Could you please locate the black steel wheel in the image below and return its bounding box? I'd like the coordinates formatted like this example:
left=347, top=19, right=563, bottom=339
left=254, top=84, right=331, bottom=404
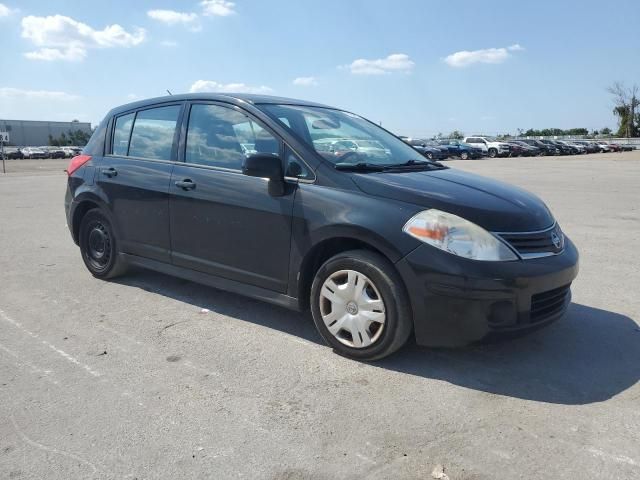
left=79, top=209, right=127, bottom=279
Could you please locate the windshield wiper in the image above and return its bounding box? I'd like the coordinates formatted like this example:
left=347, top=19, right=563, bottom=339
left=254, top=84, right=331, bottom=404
left=386, top=159, right=447, bottom=170
left=334, top=162, right=386, bottom=172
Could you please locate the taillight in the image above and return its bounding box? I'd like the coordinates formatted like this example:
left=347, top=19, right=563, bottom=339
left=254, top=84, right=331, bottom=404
left=66, top=155, right=92, bottom=176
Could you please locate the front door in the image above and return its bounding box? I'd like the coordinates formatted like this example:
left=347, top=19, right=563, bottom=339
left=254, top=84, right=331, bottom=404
left=169, top=103, right=295, bottom=293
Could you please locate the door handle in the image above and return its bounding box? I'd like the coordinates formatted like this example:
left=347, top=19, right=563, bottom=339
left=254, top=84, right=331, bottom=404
left=175, top=179, right=196, bottom=190
left=102, top=167, right=117, bottom=178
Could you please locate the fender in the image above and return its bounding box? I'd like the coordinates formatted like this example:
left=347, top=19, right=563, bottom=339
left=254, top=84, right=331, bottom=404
left=69, top=187, right=118, bottom=244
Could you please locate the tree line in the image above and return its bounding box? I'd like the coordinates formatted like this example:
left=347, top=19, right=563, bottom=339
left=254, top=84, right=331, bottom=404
left=48, top=129, right=92, bottom=147
left=433, top=127, right=612, bottom=140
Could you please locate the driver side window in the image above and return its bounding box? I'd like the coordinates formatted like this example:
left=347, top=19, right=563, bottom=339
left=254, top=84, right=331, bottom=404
left=185, top=104, right=281, bottom=170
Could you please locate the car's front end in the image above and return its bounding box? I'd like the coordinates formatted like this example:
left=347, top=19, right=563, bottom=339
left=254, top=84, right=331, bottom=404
left=498, top=144, right=511, bottom=157
left=350, top=166, right=580, bottom=348
left=396, top=223, right=578, bottom=346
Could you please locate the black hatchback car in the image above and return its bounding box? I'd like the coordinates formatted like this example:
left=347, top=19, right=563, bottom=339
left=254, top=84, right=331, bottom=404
left=65, top=94, right=579, bottom=360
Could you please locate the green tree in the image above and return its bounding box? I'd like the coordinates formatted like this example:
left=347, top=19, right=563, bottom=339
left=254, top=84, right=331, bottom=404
left=608, top=82, right=639, bottom=137
left=601, top=127, right=612, bottom=136
left=447, top=130, right=464, bottom=140
left=49, top=129, right=91, bottom=146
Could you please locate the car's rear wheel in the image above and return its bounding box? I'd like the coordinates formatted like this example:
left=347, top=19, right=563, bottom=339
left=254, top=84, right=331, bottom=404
left=460, top=151, right=469, bottom=160
left=488, top=148, right=497, bottom=158
left=310, top=250, right=412, bottom=361
left=426, top=152, right=434, bottom=160
left=79, top=209, right=127, bottom=279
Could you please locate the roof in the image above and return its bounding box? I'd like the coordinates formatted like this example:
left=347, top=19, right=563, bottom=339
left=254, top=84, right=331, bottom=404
left=109, top=93, right=333, bottom=116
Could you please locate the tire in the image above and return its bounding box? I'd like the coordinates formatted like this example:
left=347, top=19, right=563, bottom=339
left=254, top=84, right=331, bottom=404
left=79, top=208, right=127, bottom=279
left=460, top=151, right=469, bottom=160
left=310, top=250, right=413, bottom=361
left=488, top=148, right=497, bottom=158
left=426, top=152, right=434, bottom=160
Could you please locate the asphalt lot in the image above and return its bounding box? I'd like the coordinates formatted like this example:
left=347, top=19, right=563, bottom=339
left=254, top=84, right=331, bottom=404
left=0, top=153, right=639, bottom=480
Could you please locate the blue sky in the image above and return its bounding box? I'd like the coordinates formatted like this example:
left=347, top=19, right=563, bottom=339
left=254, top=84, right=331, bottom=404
left=1, top=0, right=639, bottom=137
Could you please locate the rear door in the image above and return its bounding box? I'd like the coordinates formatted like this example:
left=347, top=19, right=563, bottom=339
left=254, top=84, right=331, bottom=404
left=97, top=103, right=183, bottom=262
left=169, top=102, right=296, bottom=293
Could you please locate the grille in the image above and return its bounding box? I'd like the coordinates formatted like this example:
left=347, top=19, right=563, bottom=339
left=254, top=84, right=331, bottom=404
left=530, top=284, right=571, bottom=323
left=498, top=223, right=564, bottom=257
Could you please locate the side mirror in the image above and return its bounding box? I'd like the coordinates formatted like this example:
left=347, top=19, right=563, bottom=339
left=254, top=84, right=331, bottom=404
left=242, top=153, right=285, bottom=196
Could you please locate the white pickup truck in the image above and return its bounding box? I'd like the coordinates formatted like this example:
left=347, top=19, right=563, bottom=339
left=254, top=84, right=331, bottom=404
left=463, top=136, right=512, bottom=158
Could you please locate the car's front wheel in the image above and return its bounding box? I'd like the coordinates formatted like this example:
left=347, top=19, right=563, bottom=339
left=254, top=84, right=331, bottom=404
left=460, top=151, right=469, bottom=160
left=310, top=250, right=413, bottom=361
left=79, top=209, right=127, bottom=279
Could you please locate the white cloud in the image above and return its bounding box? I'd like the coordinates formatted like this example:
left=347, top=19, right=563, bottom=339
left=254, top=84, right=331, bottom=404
left=347, top=53, right=415, bottom=75
left=201, top=0, right=236, bottom=16
left=0, top=3, right=17, bottom=17
left=147, top=9, right=198, bottom=25
left=444, top=44, right=524, bottom=68
left=189, top=80, right=272, bottom=94
left=148, top=10, right=201, bottom=32
left=293, top=76, right=318, bottom=87
left=0, top=87, right=78, bottom=101
left=21, top=15, right=146, bottom=62
left=25, top=46, right=86, bottom=62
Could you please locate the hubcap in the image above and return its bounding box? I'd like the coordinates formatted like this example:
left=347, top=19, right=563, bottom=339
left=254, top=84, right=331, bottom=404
left=319, top=270, right=386, bottom=349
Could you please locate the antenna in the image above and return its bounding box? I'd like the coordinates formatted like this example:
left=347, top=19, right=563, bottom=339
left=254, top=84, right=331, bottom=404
left=166, top=89, right=173, bottom=95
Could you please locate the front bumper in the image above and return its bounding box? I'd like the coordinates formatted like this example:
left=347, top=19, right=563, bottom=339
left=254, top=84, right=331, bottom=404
left=395, top=237, right=579, bottom=347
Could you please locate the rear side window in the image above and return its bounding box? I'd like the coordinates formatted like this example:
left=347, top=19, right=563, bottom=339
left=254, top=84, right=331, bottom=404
left=185, top=104, right=280, bottom=170
left=128, top=106, right=181, bottom=161
left=112, top=113, right=134, bottom=156
left=83, top=117, right=108, bottom=156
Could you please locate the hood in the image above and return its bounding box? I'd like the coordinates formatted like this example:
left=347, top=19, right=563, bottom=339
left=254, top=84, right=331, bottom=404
left=352, top=168, right=554, bottom=232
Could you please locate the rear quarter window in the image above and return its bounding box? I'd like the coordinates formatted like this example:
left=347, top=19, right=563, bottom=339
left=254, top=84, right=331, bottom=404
left=112, top=113, right=135, bottom=156
left=83, top=117, right=108, bottom=156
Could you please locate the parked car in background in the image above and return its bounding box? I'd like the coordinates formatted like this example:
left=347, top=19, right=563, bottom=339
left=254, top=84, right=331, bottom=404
left=540, top=140, right=574, bottom=156
left=42, top=146, right=66, bottom=159
left=572, top=141, right=599, bottom=154
left=510, top=141, right=541, bottom=157
left=315, top=138, right=391, bottom=160
left=606, top=142, right=622, bottom=152
left=399, top=137, right=449, bottom=160
left=62, top=146, right=80, bottom=158
left=595, top=141, right=612, bottom=153
left=436, top=139, right=483, bottom=159
left=463, top=136, right=511, bottom=158
left=21, top=147, right=47, bottom=159
left=557, top=141, right=585, bottom=154
left=518, top=139, right=559, bottom=156
left=609, top=143, right=634, bottom=152
left=65, top=93, right=579, bottom=360
left=3, top=147, right=24, bottom=159
left=506, top=142, right=526, bottom=157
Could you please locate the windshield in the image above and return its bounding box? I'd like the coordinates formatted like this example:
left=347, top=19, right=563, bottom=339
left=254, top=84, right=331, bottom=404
left=260, top=104, right=427, bottom=166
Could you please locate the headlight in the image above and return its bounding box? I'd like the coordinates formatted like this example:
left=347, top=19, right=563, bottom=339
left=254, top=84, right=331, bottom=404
left=402, top=209, right=518, bottom=261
